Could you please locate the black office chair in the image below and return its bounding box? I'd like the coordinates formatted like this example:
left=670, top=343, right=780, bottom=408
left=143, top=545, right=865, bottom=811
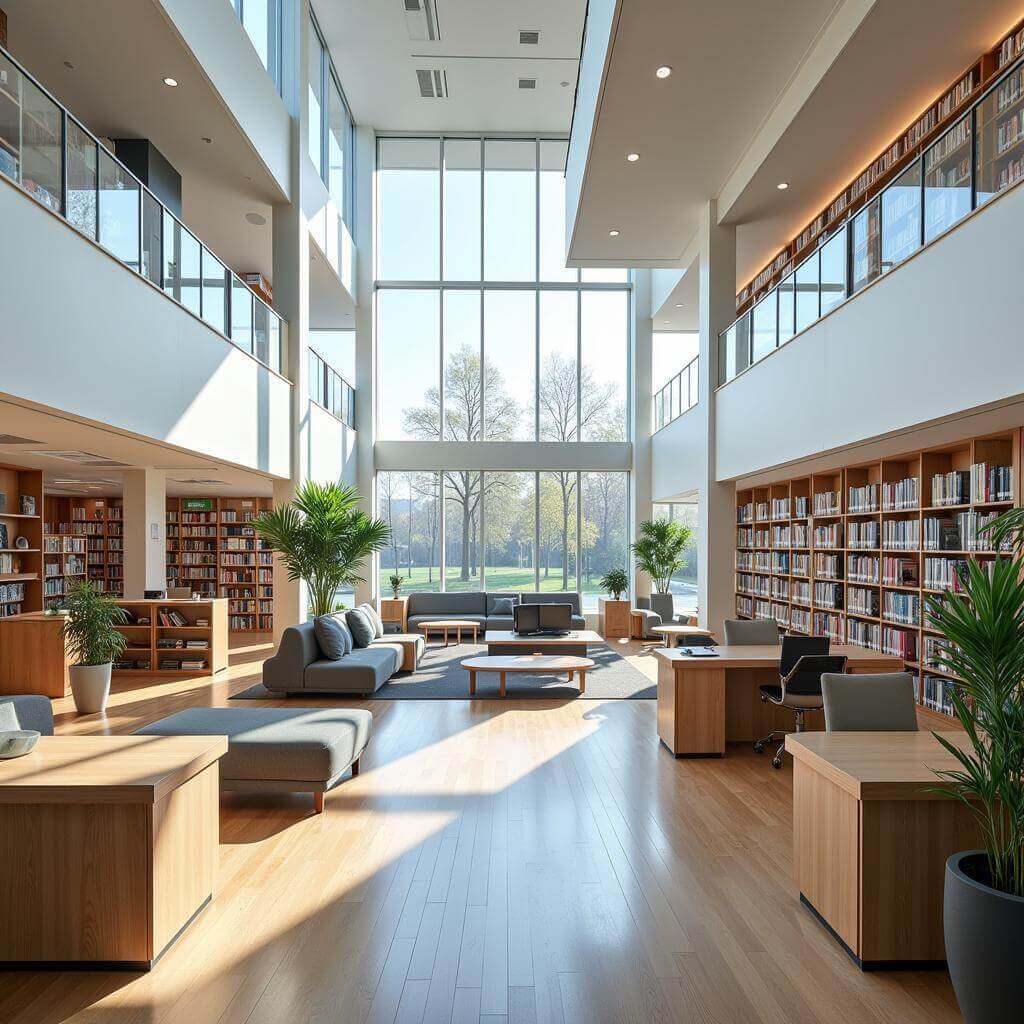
left=755, top=636, right=847, bottom=768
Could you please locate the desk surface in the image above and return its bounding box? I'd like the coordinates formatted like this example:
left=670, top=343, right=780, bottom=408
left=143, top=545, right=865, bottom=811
left=786, top=731, right=971, bottom=800
left=0, top=735, right=228, bottom=804
left=653, top=642, right=901, bottom=669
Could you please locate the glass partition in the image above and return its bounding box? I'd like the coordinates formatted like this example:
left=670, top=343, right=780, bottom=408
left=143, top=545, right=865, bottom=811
left=881, top=160, right=922, bottom=270
left=819, top=226, right=847, bottom=317
left=653, top=357, right=698, bottom=431
left=751, top=290, right=778, bottom=363
left=975, top=65, right=1024, bottom=206
left=141, top=191, right=162, bottom=286
left=202, top=248, right=229, bottom=334
left=443, top=138, right=481, bottom=280
left=98, top=149, right=140, bottom=271
left=777, top=271, right=795, bottom=344
left=231, top=277, right=253, bottom=353
left=924, top=116, right=972, bottom=243
left=327, top=74, right=350, bottom=216
left=850, top=197, right=880, bottom=292
left=484, top=139, right=536, bottom=281
left=794, top=251, right=819, bottom=333
left=2, top=61, right=63, bottom=213
left=66, top=119, right=97, bottom=239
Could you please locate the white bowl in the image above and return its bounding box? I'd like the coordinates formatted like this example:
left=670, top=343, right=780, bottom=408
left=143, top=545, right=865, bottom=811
left=0, top=730, right=40, bottom=759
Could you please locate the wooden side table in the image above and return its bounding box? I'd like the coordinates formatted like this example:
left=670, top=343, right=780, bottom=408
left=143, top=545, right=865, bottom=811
left=379, top=596, right=409, bottom=632
left=598, top=598, right=630, bottom=639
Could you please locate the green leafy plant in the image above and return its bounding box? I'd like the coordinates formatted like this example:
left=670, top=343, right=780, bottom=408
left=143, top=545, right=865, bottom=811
left=61, top=580, right=128, bottom=666
left=631, top=519, right=692, bottom=594
left=924, top=512, right=1024, bottom=897
left=254, top=481, right=391, bottom=618
left=600, top=568, right=629, bottom=600
left=389, top=573, right=404, bottom=596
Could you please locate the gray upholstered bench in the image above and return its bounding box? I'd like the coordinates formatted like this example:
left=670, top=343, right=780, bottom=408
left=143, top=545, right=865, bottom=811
left=135, top=707, right=371, bottom=813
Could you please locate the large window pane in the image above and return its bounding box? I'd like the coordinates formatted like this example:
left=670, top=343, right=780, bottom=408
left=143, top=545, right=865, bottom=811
left=442, top=290, right=482, bottom=441
left=976, top=69, right=1024, bottom=206
left=484, top=140, right=535, bottom=281
left=581, top=291, right=628, bottom=441
left=581, top=268, right=629, bottom=283
left=924, top=116, right=972, bottom=243
left=443, top=139, right=481, bottom=280
left=378, top=289, right=440, bottom=440
left=819, top=226, right=847, bottom=317
left=98, top=150, right=140, bottom=271
left=379, top=471, right=439, bottom=593
left=231, top=278, right=253, bottom=352
left=378, top=139, right=440, bottom=280
left=162, top=212, right=200, bottom=314
left=327, top=76, right=350, bottom=217
left=539, top=472, right=577, bottom=593
left=539, top=292, right=577, bottom=441
left=751, top=290, right=777, bottom=363
left=202, top=249, right=228, bottom=334
left=484, top=291, right=535, bottom=440
left=141, top=191, right=162, bottom=286
left=778, top=272, right=795, bottom=343
left=253, top=300, right=270, bottom=364
left=444, top=471, right=482, bottom=590
left=66, top=119, right=97, bottom=239
left=881, top=160, right=921, bottom=270
left=17, top=73, right=62, bottom=213
left=539, top=139, right=574, bottom=281
left=581, top=473, right=628, bottom=612
left=307, top=19, right=323, bottom=171
left=485, top=472, right=536, bottom=591
left=851, top=197, right=880, bottom=292
left=794, top=251, right=819, bottom=333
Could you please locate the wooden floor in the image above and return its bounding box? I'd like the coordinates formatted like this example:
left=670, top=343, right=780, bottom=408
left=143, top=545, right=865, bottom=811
left=0, top=636, right=963, bottom=1024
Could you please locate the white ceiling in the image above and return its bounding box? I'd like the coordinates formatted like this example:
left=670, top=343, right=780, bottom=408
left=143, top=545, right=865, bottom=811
left=317, top=0, right=586, bottom=132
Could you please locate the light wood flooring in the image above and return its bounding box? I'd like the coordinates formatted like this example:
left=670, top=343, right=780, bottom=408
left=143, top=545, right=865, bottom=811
left=0, top=636, right=963, bottom=1024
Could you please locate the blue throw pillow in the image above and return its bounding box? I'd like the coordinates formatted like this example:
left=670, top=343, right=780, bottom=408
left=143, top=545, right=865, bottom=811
left=314, top=614, right=351, bottom=660
left=491, top=597, right=515, bottom=615
left=346, top=608, right=375, bottom=648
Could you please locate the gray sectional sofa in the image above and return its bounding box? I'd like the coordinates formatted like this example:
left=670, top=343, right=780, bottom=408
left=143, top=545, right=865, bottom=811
left=405, top=591, right=586, bottom=633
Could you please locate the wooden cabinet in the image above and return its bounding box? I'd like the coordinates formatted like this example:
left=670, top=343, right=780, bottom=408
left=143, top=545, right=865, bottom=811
left=598, top=598, right=630, bottom=639
left=0, top=612, right=71, bottom=697
left=379, top=596, right=408, bottom=632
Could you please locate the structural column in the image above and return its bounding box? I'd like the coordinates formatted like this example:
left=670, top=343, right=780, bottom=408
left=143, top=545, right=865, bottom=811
left=697, top=200, right=737, bottom=637
left=122, top=469, right=167, bottom=599
left=631, top=270, right=654, bottom=602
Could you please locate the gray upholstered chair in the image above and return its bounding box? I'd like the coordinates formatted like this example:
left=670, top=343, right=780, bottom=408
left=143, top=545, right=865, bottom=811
left=821, top=672, right=919, bottom=732
left=0, top=695, right=54, bottom=735
left=723, top=618, right=780, bottom=645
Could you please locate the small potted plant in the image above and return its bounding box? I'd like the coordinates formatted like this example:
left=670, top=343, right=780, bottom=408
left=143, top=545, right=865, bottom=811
left=600, top=568, right=628, bottom=601
left=389, top=573, right=404, bottom=600
left=61, top=580, right=128, bottom=714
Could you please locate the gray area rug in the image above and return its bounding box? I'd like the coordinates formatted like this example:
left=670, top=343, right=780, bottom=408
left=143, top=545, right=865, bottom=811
left=231, top=641, right=656, bottom=701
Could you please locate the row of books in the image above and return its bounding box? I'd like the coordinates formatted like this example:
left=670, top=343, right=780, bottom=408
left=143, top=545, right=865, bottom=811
left=847, top=484, right=878, bottom=513
left=813, top=523, right=842, bottom=549
left=156, top=638, right=207, bottom=650
left=883, top=591, right=920, bottom=626
left=794, top=496, right=809, bottom=518
left=793, top=553, right=810, bottom=577
left=770, top=578, right=789, bottom=601
left=971, top=462, right=1013, bottom=503
left=737, top=503, right=754, bottom=524
left=923, top=556, right=968, bottom=592
left=770, top=498, right=790, bottom=519
left=847, top=554, right=880, bottom=583
left=848, top=520, right=879, bottom=548
left=846, top=618, right=880, bottom=649
left=737, top=527, right=753, bottom=547
left=792, top=523, right=809, bottom=547
left=813, top=611, right=844, bottom=642
left=160, top=658, right=208, bottom=671
left=922, top=675, right=957, bottom=717
left=847, top=586, right=879, bottom=617
left=882, top=627, right=917, bottom=660
left=814, top=553, right=841, bottom=580
left=931, top=470, right=969, bottom=506
left=0, top=553, right=24, bottom=575
left=0, top=583, right=26, bottom=604
left=812, top=491, right=841, bottom=516
left=230, top=614, right=274, bottom=631
left=791, top=608, right=811, bottom=633
left=882, top=519, right=919, bottom=550
left=736, top=596, right=753, bottom=618
left=754, top=502, right=770, bottom=521
left=792, top=581, right=811, bottom=606
left=770, top=526, right=790, bottom=548
left=813, top=582, right=843, bottom=610
left=883, top=556, right=918, bottom=587
left=882, top=476, right=919, bottom=510
left=923, top=635, right=957, bottom=673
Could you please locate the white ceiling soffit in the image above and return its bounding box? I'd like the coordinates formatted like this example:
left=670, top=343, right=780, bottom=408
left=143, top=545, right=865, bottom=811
left=315, top=0, right=586, bottom=132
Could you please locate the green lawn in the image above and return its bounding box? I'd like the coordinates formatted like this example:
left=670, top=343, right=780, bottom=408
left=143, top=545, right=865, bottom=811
left=383, top=565, right=599, bottom=593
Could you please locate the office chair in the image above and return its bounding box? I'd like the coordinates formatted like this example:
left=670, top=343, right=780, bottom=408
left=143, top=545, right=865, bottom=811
left=821, top=672, right=919, bottom=731
left=755, top=636, right=847, bottom=768
left=723, top=618, right=780, bottom=644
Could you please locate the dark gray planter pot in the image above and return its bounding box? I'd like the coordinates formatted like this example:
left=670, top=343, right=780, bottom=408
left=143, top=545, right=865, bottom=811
left=650, top=592, right=675, bottom=623
left=944, top=850, right=1024, bottom=1023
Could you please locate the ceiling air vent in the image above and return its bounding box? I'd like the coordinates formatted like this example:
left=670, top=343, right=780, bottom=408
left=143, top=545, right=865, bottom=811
left=172, top=478, right=223, bottom=485
left=24, top=450, right=128, bottom=467
left=417, top=69, right=449, bottom=99
left=404, top=0, right=439, bottom=42
left=519, top=30, right=540, bottom=45
left=518, top=78, right=537, bottom=90
left=0, top=434, right=42, bottom=445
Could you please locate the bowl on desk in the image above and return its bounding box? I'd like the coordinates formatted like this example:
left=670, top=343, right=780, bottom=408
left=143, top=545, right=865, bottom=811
left=0, top=729, right=40, bottom=759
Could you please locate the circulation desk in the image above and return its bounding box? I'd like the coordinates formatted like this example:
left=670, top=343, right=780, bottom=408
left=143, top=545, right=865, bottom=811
left=786, top=731, right=978, bottom=969
left=653, top=643, right=901, bottom=756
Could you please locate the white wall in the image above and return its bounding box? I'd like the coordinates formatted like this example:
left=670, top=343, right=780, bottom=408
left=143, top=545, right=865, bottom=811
left=307, top=402, right=357, bottom=486
left=0, top=182, right=292, bottom=477
left=652, top=406, right=705, bottom=500
left=717, top=183, right=1024, bottom=482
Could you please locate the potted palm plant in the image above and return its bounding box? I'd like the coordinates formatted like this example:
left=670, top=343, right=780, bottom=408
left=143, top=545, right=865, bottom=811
left=924, top=510, right=1024, bottom=1023
left=631, top=518, right=692, bottom=623
left=62, top=580, right=128, bottom=714
left=254, top=481, right=390, bottom=617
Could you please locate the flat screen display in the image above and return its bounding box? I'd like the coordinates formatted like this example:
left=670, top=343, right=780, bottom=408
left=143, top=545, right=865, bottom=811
left=538, top=604, right=571, bottom=631
left=513, top=603, right=540, bottom=634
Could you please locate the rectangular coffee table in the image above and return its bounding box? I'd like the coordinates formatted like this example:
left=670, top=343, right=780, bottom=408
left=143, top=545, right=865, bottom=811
left=0, top=734, right=227, bottom=970
left=484, top=629, right=603, bottom=659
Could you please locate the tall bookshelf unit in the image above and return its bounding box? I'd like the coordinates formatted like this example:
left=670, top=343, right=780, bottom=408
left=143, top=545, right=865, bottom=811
left=166, top=496, right=273, bottom=632
left=43, top=496, right=123, bottom=608
left=735, top=429, right=1021, bottom=724
left=0, top=466, right=43, bottom=617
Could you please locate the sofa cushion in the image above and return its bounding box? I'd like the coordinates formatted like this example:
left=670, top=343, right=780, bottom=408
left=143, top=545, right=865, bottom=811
left=485, top=592, right=517, bottom=615
left=135, top=707, right=372, bottom=786
left=407, top=591, right=486, bottom=616
left=359, top=602, right=385, bottom=638
left=490, top=597, right=516, bottom=616
left=346, top=608, right=376, bottom=648
left=486, top=615, right=515, bottom=631
left=305, top=647, right=399, bottom=693
left=313, top=613, right=352, bottom=659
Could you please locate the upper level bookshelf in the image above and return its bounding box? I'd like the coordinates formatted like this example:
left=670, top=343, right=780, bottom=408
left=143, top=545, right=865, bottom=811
left=734, top=16, right=1024, bottom=318
left=734, top=428, right=1021, bottom=724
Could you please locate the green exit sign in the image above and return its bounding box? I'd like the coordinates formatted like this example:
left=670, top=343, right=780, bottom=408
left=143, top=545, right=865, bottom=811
left=182, top=498, right=214, bottom=511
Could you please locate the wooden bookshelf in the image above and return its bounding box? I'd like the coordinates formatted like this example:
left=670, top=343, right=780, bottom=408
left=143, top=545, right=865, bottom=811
left=166, top=496, right=273, bottom=633
left=0, top=466, right=42, bottom=616
left=114, top=598, right=228, bottom=677
left=735, top=428, right=1021, bottom=724
left=43, top=495, right=123, bottom=608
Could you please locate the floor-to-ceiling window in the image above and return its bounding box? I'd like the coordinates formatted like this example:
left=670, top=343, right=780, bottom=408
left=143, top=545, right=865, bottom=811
left=652, top=502, right=698, bottom=617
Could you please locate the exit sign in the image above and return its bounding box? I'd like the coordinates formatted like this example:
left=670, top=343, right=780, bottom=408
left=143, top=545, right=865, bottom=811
left=182, top=498, right=213, bottom=511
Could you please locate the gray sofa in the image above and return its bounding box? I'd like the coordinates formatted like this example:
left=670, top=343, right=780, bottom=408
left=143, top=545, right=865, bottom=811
left=262, top=619, right=416, bottom=696
left=0, top=695, right=54, bottom=734
left=406, top=591, right=586, bottom=633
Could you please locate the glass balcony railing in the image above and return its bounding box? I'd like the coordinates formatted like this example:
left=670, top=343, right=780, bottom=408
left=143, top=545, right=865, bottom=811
left=309, top=349, right=356, bottom=428
left=718, top=53, right=1024, bottom=387
left=653, top=356, right=698, bottom=431
left=0, top=44, right=286, bottom=375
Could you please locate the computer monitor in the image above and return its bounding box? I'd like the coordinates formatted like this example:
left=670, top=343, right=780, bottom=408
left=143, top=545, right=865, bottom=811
left=513, top=603, right=540, bottom=635
left=538, top=603, right=572, bottom=632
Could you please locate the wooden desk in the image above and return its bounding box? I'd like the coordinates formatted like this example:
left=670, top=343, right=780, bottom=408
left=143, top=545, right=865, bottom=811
left=0, top=735, right=227, bottom=969
left=653, top=643, right=901, bottom=756
left=786, top=732, right=978, bottom=970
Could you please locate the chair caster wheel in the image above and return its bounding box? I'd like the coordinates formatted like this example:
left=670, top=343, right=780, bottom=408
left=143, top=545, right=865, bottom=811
left=771, top=757, right=783, bottom=769
left=753, top=741, right=765, bottom=753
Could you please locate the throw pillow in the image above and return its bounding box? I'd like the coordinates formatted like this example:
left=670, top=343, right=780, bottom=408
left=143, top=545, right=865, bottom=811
left=346, top=608, right=375, bottom=648
left=313, top=614, right=351, bottom=660
left=360, top=602, right=385, bottom=638
left=491, top=597, right=515, bottom=615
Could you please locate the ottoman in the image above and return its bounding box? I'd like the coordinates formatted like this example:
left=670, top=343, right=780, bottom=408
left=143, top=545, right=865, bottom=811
left=135, top=707, right=372, bottom=813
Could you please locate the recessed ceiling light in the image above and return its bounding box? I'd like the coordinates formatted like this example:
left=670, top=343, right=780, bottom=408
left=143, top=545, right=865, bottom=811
left=655, top=66, right=672, bottom=79
left=608, top=229, right=620, bottom=237
left=201, top=137, right=212, bottom=144
left=777, top=181, right=789, bottom=190
left=560, top=80, right=571, bottom=88
left=664, top=320, right=671, bottom=324
left=626, top=152, right=640, bottom=162
left=163, top=76, right=178, bottom=87
left=63, top=60, right=75, bottom=70
left=245, top=212, right=267, bottom=226
left=674, top=303, right=683, bottom=308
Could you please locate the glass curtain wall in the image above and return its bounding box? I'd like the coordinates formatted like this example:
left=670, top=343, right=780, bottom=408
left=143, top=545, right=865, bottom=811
left=652, top=502, right=698, bottom=617
left=230, top=0, right=282, bottom=92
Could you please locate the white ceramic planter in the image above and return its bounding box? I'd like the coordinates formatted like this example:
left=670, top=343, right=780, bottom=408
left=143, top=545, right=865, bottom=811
left=69, top=662, right=113, bottom=714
